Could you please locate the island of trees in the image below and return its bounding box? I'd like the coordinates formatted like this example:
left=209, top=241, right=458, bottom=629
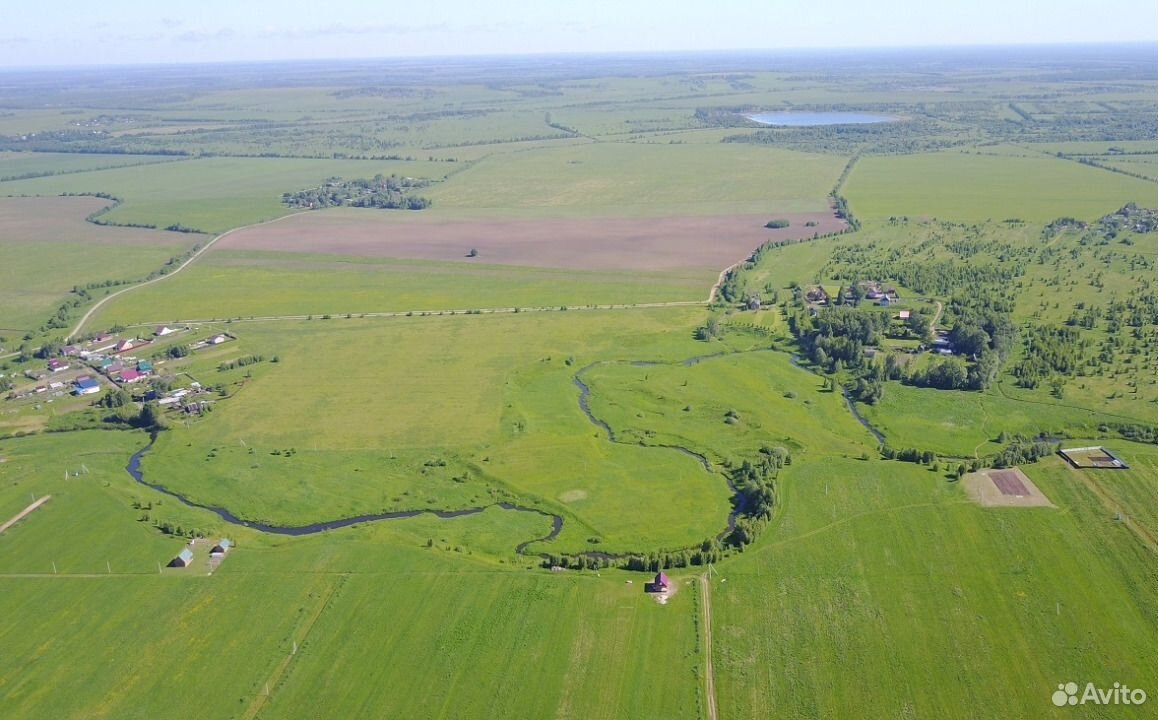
left=283, top=174, right=432, bottom=210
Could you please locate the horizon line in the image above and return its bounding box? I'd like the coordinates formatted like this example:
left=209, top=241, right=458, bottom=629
left=2, top=40, right=1155, bottom=74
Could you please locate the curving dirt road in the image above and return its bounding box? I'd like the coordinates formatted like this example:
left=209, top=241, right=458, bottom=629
left=66, top=211, right=311, bottom=341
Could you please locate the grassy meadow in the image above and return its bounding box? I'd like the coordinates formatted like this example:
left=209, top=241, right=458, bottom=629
left=846, top=152, right=1157, bottom=222
left=0, top=196, right=195, bottom=334
left=88, top=250, right=713, bottom=326
left=0, top=157, right=451, bottom=234
left=712, top=455, right=1158, bottom=719
left=1, top=48, right=1156, bottom=720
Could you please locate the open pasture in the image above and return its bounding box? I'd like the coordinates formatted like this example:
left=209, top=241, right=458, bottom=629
left=846, top=151, right=1157, bottom=222
left=89, top=249, right=713, bottom=326
left=0, top=156, right=450, bottom=234
left=217, top=206, right=845, bottom=272
left=424, top=142, right=846, bottom=216
left=0, top=151, right=182, bottom=181
left=713, top=456, right=1158, bottom=719
left=0, top=196, right=195, bottom=333
left=134, top=309, right=736, bottom=551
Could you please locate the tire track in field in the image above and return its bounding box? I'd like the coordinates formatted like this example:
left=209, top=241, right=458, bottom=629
left=0, top=495, right=51, bottom=534
left=1066, top=465, right=1158, bottom=554
left=242, top=574, right=346, bottom=720
left=700, top=574, right=719, bottom=720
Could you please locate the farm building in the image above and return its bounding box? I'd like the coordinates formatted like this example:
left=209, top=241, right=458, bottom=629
left=114, top=340, right=136, bottom=353
left=209, top=539, right=233, bottom=557
left=208, top=334, right=229, bottom=345
left=647, top=572, right=671, bottom=593
left=74, top=377, right=101, bottom=395
left=168, top=548, right=194, bottom=568
left=154, top=326, right=176, bottom=337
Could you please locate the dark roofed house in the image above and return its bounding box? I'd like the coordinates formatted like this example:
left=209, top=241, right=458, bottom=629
left=168, top=548, right=194, bottom=568
left=209, top=539, right=233, bottom=557
left=646, top=571, right=671, bottom=593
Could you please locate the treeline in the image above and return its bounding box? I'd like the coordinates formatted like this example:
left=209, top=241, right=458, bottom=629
left=217, top=355, right=265, bottom=372
left=283, top=174, right=432, bottom=210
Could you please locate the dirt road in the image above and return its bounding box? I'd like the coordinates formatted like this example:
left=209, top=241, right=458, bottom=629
left=0, top=495, right=51, bottom=535
left=700, top=574, right=719, bottom=720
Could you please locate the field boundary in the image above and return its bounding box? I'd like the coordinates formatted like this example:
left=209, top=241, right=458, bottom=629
left=0, top=495, right=51, bottom=535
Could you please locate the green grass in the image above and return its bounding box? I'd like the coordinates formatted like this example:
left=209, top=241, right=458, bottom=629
left=857, top=382, right=1148, bottom=458
left=0, top=196, right=194, bottom=334
left=131, top=309, right=738, bottom=552
left=89, top=250, right=712, bottom=326
left=257, top=570, right=700, bottom=720
left=0, top=152, right=182, bottom=181
left=712, top=455, right=1158, bottom=719
left=0, top=157, right=450, bottom=234
left=582, top=349, right=877, bottom=463
left=425, top=142, right=845, bottom=216
left=846, top=152, right=1156, bottom=222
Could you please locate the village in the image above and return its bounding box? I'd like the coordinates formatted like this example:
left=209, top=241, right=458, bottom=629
left=2, top=324, right=234, bottom=415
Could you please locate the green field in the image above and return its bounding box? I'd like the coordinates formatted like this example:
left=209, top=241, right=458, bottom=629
left=424, top=142, right=845, bottom=216
left=713, top=455, right=1158, bottom=719
left=0, top=157, right=451, bottom=234
left=846, top=152, right=1157, bottom=222
left=1, top=48, right=1156, bottom=720
left=0, top=196, right=195, bottom=334
left=88, top=250, right=712, bottom=326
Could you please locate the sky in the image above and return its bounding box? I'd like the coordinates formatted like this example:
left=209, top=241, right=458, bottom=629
left=1, top=0, right=1156, bottom=68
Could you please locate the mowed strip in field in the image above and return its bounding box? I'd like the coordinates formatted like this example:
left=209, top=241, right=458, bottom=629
left=218, top=208, right=845, bottom=272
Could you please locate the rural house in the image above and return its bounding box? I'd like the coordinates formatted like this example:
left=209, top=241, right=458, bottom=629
left=647, top=572, right=671, bottom=593
left=209, top=539, right=233, bottom=557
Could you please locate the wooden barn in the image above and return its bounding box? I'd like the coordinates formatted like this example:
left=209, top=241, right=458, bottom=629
left=209, top=539, right=233, bottom=557
left=168, top=548, right=194, bottom=568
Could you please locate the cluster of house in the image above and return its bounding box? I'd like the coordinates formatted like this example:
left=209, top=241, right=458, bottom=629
left=805, top=282, right=901, bottom=307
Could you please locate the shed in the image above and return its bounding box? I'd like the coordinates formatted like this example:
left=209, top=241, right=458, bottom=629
left=168, top=548, right=194, bottom=568
left=209, top=539, right=233, bottom=556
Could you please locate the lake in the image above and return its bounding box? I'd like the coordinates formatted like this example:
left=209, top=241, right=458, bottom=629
left=745, top=111, right=899, bottom=126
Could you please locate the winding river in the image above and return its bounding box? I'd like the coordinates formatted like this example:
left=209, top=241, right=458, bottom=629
left=123, top=347, right=884, bottom=556
left=124, top=437, right=563, bottom=552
